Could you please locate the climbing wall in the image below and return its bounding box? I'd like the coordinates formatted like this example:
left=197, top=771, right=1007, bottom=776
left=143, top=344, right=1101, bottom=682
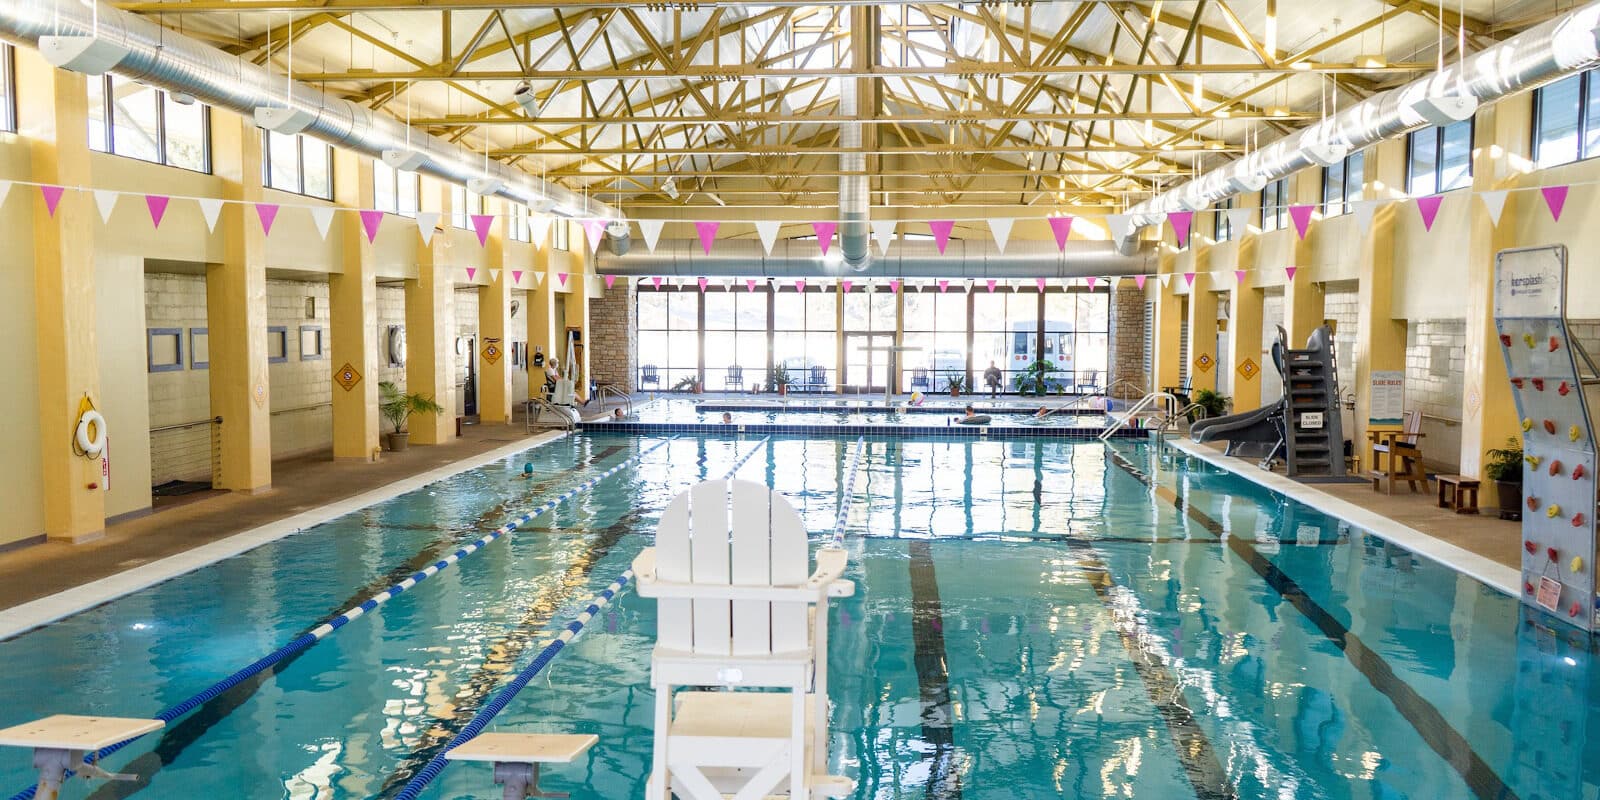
left=1494, top=245, right=1598, bottom=632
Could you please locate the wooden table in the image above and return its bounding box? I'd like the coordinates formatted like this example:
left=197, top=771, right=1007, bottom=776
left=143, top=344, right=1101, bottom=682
left=1434, top=474, right=1481, bottom=514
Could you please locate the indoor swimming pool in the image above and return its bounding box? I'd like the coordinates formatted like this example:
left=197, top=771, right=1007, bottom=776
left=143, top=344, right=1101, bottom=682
left=0, top=433, right=1594, bottom=799
left=616, top=398, right=1110, bottom=429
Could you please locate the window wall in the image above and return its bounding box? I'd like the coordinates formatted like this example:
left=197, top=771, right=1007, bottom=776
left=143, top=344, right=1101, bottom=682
left=902, top=288, right=969, bottom=392
left=88, top=73, right=210, bottom=172
left=1321, top=151, right=1364, bottom=216
left=1045, top=292, right=1110, bottom=392
left=0, top=45, right=14, bottom=133
left=451, top=185, right=484, bottom=229
left=1533, top=71, right=1596, bottom=169
left=703, top=290, right=768, bottom=390
left=974, top=291, right=1041, bottom=392
left=373, top=163, right=419, bottom=217
left=263, top=130, right=331, bottom=198
left=1407, top=119, right=1473, bottom=195
left=636, top=288, right=700, bottom=390
left=1214, top=196, right=1235, bottom=242
left=1261, top=178, right=1289, bottom=231
left=774, top=287, right=837, bottom=390
left=842, top=288, right=896, bottom=390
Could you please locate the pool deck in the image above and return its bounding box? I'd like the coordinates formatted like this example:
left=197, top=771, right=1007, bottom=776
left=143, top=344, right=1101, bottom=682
left=0, top=418, right=566, bottom=632
left=1171, top=438, right=1521, bottom=595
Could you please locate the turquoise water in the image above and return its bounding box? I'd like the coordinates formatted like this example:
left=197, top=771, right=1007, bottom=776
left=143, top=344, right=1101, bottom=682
left=0, top=434, right=1595, bottom=799
left=626, top=398, right=1107, bottom=428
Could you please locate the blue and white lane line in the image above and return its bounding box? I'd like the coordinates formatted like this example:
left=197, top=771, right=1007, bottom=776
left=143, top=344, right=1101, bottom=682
left=391, top=437, right=770, bottom=800
left=832, top=436, right=866, bottom=546
left=5, top=436, right=674, bottom=800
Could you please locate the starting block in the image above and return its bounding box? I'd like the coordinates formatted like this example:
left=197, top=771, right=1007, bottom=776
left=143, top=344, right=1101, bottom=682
left=0, top=715, right=163, bottom=800
left=445, top=732, right=597, bottom=800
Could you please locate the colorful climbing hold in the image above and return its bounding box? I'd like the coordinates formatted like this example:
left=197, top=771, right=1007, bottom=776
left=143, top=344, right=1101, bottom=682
left=1523, top=418, right=1535, bottom=432
left=1526, top=455, right=1542, bottom=468
left=1550, top=336, right=1561, bottom=352
left=1511, top=378, right=1525, bottom=389
left=1525, top=581, right=1536, bottom=594
left=1559, top=381, right=1572, bottom=396
left=1524, top=333, right=1537, bottom=348
left=1501, top=333, right=1514, bottom=347
left=1532, top=378, right=1546, bottom=391
left=1547, top=504, right=1563, bottom=518
left=1550, top=459, right=1564, bottom=476
left=1544, top=419, right=1558, bottom=435
left=1526, top=540, right=1539, bottom=555
left=1528, top=496, right=1542, bottom=511
left=1573, top=556, right=1585, bottom=572
left=1549, top=546, right=1560, bottom=561
left=1574, top=514, right=1587, bottom=528
left=1571, top=601, right=1584, bottom=617
left=1574, top=463, right=1587, bottom=480
left=1571, top=425, right=1583, bottom=442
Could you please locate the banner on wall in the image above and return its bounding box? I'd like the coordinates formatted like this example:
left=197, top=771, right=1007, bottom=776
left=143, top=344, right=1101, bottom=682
left=1369, top=371, right=1405, bottom=426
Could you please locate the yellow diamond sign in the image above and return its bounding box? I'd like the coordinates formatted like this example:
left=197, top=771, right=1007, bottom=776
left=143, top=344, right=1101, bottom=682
left=1193, top=352, right=1215, bottom=373
left=1237, top=357, right=1260, bottom=380
left=482, top=338, right=503, bottom=365
left=334, top=362, right=362, bottom=391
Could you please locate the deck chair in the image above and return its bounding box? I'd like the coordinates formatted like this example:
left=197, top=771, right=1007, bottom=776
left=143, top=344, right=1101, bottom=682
left=725, top=365, right=745, bottom=391
left=632, top=480, right=855, bottom=800
left=1367, top=409, right=1428, bottom=494
left=909, top=369, right=930, bottom=392
left=641, top=364, right=661, bottom=388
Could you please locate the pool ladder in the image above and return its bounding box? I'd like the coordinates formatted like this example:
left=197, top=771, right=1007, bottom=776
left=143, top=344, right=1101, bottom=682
left=594, top=384, right=633, bottom=415
left=1098, top=392, right=1183, bottom=444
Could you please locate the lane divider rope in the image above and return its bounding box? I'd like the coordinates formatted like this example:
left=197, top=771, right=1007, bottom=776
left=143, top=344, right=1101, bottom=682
left=389, top=438, right=767, bottom=799
left=5, top=437, right=675, bottom=800
left=832, top=436, right=866, bottom=547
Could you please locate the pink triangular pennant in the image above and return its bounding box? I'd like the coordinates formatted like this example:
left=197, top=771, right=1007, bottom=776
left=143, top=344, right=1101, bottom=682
left=938, top=280, right=950, bottom=293
left=1035, top=277, right=1046, bottom=291
left=512, top=270, right=524, bottom=284
left=1183, top=272, right=1196, bottom=286
left=604, top=274, right=617, bottom=290
left=746, top=278, right=757, bottom=292
left=39, top=185, right=64, bottom=217
left=255, top=202, right=279, bottom=235
left=841, top=280, right=853, bottom=293
left=1235, top=269, right=1247, bottom=285
left=1167, top=211, right=1194, bottom=248
left=890, top=279, right=902, bottom=293
left=813, top=221, right=837, bottom=255
left=1288, top=205, right=1313, bottom=240
left=360, top=209, right=385, bottom=243
left=466, top=267, right=477, bottom=281
left=1134, top=274, right=1147, bottom=290
left=1047, top=216, right=1074, bottom=251
left=470, top=214, right=494, bottom=246
left=1416, top=195, right=1444, bottom=231
left=651, top=276, right=663, bottom=289
left=985, top=279, right=997, bottom=293
left=698, top=276, right=709, bottom=292
left=558, top=273, right=569, bottom=286
left=583, top=219, right=606, bottom=251
left=1543, top=185, right=1569, bottom=222
left=795, top=279, right=807, bottom=292
left=694, top=220, right=720, bottom=254
left=1086, top=277, right=1098, bottom=291
left=144, top=194, right=170, bottom=228
left=1285, top=266, right=1298, bottom=281
left=929, top=220, right=955, bottom=254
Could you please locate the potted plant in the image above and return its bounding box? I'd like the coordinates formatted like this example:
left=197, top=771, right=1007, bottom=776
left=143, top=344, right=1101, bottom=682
left=768, top=364, right=793, bottom=396
left=379, top=380, right=445, bottom=452
left=673, top=375, right=702, bottom=394
left=1012, top=359, right=1058, bottom=397
left=1484, top=437, right=1524, bottom=520
left=946, top=375, right=965, bottom=397
left=1190, top=388, right=1229, bottom=422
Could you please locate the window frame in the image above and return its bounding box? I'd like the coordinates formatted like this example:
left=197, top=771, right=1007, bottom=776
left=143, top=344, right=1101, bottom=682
left=1407, top=118, right=1476, bottom=195
left=1214, top=196, right=1235, bottom=242
left=373, top=162, right=420, bottom=217
left=551, top=218, right=570, bottom=251
left=1320, top=150, right=1364, bottom=216
left=1533, top=70, right=1595, bottom=168
left=261, top=130, right=333, bottom=199
left=89, top=73, right=212, bottom=173
left=1260, top=178, right=1289, bottom=232
left=0, top=45, right=14, bottom=133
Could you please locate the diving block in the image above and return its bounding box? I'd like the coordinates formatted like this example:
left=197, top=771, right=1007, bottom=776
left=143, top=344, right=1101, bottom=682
left=0, top=714, right=163, bottom=800
left=445, top=732, right=597, bottom=800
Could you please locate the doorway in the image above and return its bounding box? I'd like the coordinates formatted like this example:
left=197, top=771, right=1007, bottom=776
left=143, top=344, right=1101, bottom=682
left=844, top=332, right=894, bottom=393
left=463, top=335, right=478, bottom=417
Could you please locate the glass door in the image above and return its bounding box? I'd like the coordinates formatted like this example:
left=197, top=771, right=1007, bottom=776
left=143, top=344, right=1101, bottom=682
left=845, top=332, right=893, bottom=393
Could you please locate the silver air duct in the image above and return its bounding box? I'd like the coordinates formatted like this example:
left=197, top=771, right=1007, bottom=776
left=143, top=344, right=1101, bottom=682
left=597, top=238, right=1156, bottom=278
left=1125, top=1, right=1600, bottom=238
left=0, top=0, right=623, bottom=234
left=838, top=78, right=870, bottom=270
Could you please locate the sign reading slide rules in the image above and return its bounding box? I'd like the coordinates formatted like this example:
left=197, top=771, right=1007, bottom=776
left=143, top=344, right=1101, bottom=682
left=1495, top=245, right=1566, bottom=319
left=1369, top=371, right=1404, bottom=426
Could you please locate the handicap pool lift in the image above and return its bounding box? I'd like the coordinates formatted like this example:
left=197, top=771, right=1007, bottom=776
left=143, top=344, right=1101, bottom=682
left=546, top=331, right=583, bottom=426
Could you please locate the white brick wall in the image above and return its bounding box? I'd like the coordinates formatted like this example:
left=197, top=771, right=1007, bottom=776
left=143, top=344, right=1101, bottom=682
left=1405, top=318, right=1466, bottom=471
left=268, top=279, right=333, bottom=458
left=144, top=273, right=214, bottom=484
left=1323, top=280, right=1359, bottom=376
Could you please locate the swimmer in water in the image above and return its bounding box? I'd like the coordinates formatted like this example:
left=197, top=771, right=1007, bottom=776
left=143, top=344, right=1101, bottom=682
left=613, top=407, right=626, bottom=420
left=519, top=463, right=535, bottom=479
left=1034, top=406, right=1053, bottom=418
left=722, top=412, right=734, bottom=424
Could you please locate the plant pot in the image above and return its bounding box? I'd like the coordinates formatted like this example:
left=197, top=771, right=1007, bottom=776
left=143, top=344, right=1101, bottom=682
left=778, top=385, right=788, bottom=396
left=385, top=431, right=410, bottom=452
left=1494, top=479, right=1523, bottom=521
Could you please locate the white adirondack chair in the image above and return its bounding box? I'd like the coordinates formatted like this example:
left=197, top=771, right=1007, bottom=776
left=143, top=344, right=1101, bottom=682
left=632, top=479, right=854, bottom=800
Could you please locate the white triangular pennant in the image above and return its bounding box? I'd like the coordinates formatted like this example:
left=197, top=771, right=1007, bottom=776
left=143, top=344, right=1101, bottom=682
left=638, top=219, right=665, bottom=253
left=308, top=206, right=335, bottom=240
left=1479, top=190, right=1508, bottom=227
left=415, top=211, right=440, bottom=245
left=489, top=269, right=500, bottom=283
left=1105, top=213, right=1134, bottom=241
left=197, top=198, right=224, bottom=232
left=93, top=190, right=118, bottom=224
left=528, top=214, right=552, bottom=247
left=755, top=220, right=782, bottom=255
left=533, top=271, right=545, bottom=287
left=871, top=219, right=897, bottom=255
left=0, top=181, right=12, bottom=210
left=1225, top=207, right=1250, bottom=237
left=987, top=217, right=1014, bottom=253
left=1352, top=200, right=1379, bottom=238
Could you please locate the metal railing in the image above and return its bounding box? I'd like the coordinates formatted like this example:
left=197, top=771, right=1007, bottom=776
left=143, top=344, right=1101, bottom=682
left=1098, top=392, right=1180, bottom=442
left=1104, top=378, right=1148, bottom=401
left=594, top=385, right=632, bottom=415
left=525, top=398, right=576, bottom=431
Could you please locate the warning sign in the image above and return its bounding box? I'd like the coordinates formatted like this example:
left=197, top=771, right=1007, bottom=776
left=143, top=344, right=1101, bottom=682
left=334, top=362, right=362, bottom=391
left=482, top=338, right=503, bottom=365
left=1193, top=352, right=1215, bottom=373
left=1237, top=357, right=1259, bottom=380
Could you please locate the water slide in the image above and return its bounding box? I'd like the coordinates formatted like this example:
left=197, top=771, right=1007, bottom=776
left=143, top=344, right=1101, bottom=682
left=1189, top=332, right=1289, bottom=458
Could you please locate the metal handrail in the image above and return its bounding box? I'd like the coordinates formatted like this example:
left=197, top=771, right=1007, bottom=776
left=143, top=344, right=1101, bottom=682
left=150, top=415, right=222, bottom=434
left=1098, top=392, right=1179, bottom=442
left=525, top=398, right=575, bottom=431
left=1105, top=378, right=1147, bottom=400
left=595, top=384, right=632, bottom=415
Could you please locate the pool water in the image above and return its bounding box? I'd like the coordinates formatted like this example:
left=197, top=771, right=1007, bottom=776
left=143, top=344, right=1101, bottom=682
left=625, top=398, right=1108, bottom=428
left=0, top=434, right=1596, bottom=799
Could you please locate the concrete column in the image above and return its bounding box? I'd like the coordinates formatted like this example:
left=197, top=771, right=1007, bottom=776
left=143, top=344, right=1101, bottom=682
left=563, top=263, right=591, bottom=404
left=406, top=177, right=456, bottom=445
left=1152, top=255, right=1183, bottom=393
left=1107, top=278, right=1148, bottom=396
left=1460, top=98, right=1527, bottom=503
left=1353, top=138, right=1409, bottom=458
left=1284, top=173, right=1324, bottom=345
left=205, top=108, right=273, bottom=495
left=330, top=151, right=380, bottom=460
left=20, top=50, right=106, bottom=540
left=478, top=200, right=512, bottom=423
left=1186, top=271, right=1220, bottom=394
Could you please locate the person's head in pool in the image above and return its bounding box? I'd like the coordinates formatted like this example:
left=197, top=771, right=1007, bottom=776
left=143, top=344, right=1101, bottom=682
left=613, top=408, right=626, bottom=420
left=964, top=405, right=976, bottom=418
left=722, top=412, right=734, bottom=424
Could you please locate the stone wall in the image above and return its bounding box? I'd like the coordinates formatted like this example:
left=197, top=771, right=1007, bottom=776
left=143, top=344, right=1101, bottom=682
left=1107, top=282, right=1146, bottom=397
left=589, top=278, right=637, bottom=393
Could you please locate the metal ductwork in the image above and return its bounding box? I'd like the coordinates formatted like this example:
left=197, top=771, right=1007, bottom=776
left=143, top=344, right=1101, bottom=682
left=838, top=66, right=870, bottom=269
left=1124, top=0, right=1600, bottom=238
left=0, top=0, right=623, bottom=235
left=596, top=238, right=1156, bottom=278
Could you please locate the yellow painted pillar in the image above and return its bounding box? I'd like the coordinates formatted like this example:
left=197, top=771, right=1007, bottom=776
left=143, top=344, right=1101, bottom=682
left=1460, top=99, right=1526, bottom=503
left=1152, top=255, right=1183, bottom=393
left=406, top=178, right=457, bottom=445
left=563, top=258, right=591, bottom=404
left=528, top=258, right=557, bottom=400
left=478, top=200, right=512, bottom=423
left=329, top=151, right=380, bottom=460
left=205, top=107, right=273, bottom=494
left=1284, top=173, right=1323, bottom=346
left=1186, top=270, right=1219, bottom=394
left=1228, top=282, right=1265, bottom=413
left=20, top=50, right=106, bottom=540
left=1352, top=139, right=1409, bottom=461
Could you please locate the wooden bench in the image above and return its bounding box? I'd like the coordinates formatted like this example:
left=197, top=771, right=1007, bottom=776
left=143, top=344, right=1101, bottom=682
left=1435, top=474, right=1481, bottom=515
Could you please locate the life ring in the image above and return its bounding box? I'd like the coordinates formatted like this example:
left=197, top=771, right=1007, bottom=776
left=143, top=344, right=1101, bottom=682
left=76, top=409, right=107, bottom=458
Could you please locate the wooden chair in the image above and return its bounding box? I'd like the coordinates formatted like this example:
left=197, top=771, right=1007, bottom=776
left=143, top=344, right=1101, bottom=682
left=1367, top=410, right=1429, bottom=494
left=632, top=480, right=854, bottom=800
